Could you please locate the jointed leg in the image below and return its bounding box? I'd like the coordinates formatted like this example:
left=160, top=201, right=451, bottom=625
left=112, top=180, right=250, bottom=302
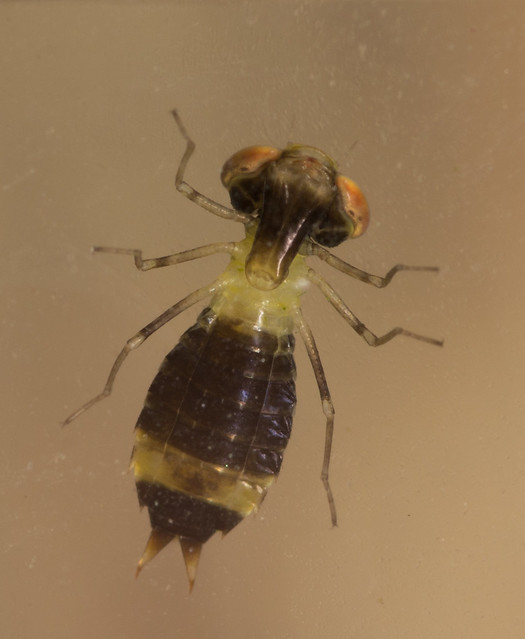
left=62, top=282, right=219, bottom=426
left=171, top=110, right=251, bottom=224
left=295, top=309, right=338, bottom=527
left=307, top=243, right=439, bottom=288
left=92, top=242, right=236, bottom=272
left=307, top=268, right=444, bottom=347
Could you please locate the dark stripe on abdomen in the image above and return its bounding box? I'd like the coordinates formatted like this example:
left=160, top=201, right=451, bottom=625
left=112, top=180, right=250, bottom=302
left=131, top=307, right=296, bottom=543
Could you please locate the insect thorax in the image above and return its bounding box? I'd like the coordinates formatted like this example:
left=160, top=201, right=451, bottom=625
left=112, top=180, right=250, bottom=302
left=210, top=235, right=310, bottom=339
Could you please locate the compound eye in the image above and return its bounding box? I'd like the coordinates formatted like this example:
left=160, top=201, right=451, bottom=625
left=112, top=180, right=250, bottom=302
left=335, top=175, right=370, bottom=238
left=221, top=146, right=282, bottom=189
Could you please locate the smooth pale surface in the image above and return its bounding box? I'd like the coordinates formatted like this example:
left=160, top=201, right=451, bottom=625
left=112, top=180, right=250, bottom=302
left=2, top=2, right=524, bottom=638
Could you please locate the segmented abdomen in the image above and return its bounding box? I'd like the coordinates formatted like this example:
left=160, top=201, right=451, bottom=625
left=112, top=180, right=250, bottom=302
left=131, top=306, right=296, bottom=544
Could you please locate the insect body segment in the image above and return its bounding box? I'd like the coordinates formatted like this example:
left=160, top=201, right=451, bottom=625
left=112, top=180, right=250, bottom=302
left=222, top=144, right=369, bottom=291
left=64, top=111, right=441, bottom=590
left=131, top=236, right=304, bottom=586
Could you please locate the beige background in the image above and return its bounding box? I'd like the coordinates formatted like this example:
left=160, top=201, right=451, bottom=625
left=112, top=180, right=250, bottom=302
left=2, top=2, right=524, bottom=638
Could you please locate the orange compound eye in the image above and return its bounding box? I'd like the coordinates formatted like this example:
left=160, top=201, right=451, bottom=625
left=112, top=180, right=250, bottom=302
left=221, top=146, right=282, bottom=189
left=335, top=175, right=370, bottom=238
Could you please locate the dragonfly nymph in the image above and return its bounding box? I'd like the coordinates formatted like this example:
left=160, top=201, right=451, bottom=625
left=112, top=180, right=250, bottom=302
left=64, top=111, right=442, bottom=590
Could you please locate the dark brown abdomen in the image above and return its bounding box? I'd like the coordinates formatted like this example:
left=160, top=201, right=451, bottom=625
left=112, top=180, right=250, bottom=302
left=131, top=306, right=296, bottom=545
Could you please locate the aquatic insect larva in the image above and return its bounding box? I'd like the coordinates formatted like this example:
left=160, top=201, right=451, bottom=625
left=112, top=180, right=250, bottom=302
left=64, top=111, right=442, bottom=590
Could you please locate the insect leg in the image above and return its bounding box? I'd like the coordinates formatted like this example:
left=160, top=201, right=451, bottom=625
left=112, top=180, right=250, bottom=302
left=171, top=110, right=252, bottom=224
left=62, top=282, right=219, bottom=426
left=307, top=268, right=444, bottom=347
left=307, top=243, right=439, bottom=288
left=91, top=242, right=236, bottom=271
left=294, top=309, right=338, bottom=527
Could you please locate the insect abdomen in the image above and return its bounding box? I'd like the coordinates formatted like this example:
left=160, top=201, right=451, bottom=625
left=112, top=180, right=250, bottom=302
left=131, top=306, right=296, bottom=581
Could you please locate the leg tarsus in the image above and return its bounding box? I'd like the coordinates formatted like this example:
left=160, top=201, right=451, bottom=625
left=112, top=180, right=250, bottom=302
left=62, top=282, right=217, bottom=426
left=308, top=268, right=443, bottom=348
left=92, top=243, right=235, bottom=272
left=171, top=110, right=251, bottom=224
left=295, top=311, right=338, bottom=527
left=307, top=242, right=439, bottom=289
